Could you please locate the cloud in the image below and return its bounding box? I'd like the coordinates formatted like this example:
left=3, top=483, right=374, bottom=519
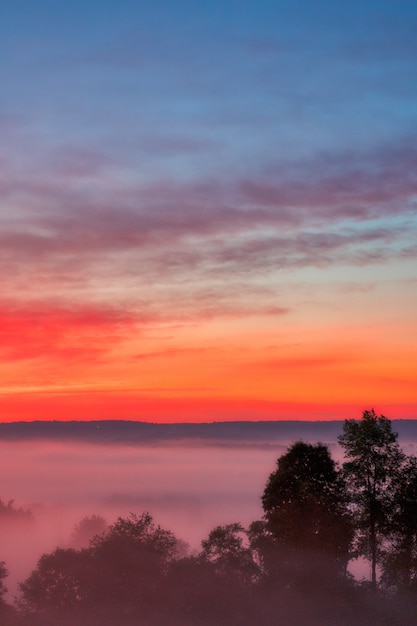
left=0, top=136, right=415, bottom=323
left=241, top=141, right=417, bottom=220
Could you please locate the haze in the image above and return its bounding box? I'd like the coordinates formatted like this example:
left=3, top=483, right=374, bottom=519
left=2, top=420, right=417, bottom=599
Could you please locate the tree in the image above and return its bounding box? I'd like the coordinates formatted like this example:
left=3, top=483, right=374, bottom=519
left=338, top=409, right=405, bottom=588
left=18, top=512, right=182, bottom=625
left=262, top=441, right=353, bottom=586
left=69, top=514, right=108, bottom=549
left=0, top=561, right=7, bottom=602
left=0, top=561, right=19, bottom=625
left=0, top=498, right=33, bottom=525
left=381, top=455, right=417, bottom=591
left=91, top=511, right=180, bottom=562
left=17, top=548, right=91, bottom=624
left=201, top=522, right=259, bottom=585
left=87, top=512, right=180, bottom=623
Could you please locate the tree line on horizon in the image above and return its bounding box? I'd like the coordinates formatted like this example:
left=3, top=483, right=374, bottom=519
left=2, top=409, right=417, bottom=625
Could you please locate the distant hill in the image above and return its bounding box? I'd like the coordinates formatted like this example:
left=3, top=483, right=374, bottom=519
left=0, top=419, right=416, bottom=446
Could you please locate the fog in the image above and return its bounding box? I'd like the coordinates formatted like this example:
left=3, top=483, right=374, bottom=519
left=1, top=421, right=417, bottom=600
left=0, top=438, right=282, bottom=597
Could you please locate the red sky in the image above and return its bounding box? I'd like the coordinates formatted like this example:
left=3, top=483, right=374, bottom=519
left=1, top=2, right=416, bottom=422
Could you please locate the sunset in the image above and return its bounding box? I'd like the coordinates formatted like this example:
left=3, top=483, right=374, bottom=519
left=1, top=0, right=416, bottom=422
left=1, top=2, right=417, bottom=624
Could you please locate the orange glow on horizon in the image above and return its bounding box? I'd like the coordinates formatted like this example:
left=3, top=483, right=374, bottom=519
left=0, top=390, right=415, bottom=423
left=0, top=293, right=415, bottom=423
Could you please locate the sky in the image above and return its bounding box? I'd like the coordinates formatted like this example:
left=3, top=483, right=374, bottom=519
left=1, top=0, right=416, bottom=422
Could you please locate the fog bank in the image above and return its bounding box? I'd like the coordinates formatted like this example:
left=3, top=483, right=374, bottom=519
left=1, top=420, right=417, bottom=598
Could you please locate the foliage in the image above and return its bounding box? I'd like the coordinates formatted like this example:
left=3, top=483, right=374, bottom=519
left=69, top=514, right=108, bottom=549
left=201, top=522, right=259, bottom=585
left=18, top=512, right=182, bottom=625
left=17, top=548, right=90, bottom=616
left=0, top=498, right=33, bottom=524
left=0, top=561, right=7, bottom=601
left=338, top=409, right=405, bottom=587
left=381, top=455, right=417, bottom=591
left=94, top=511, right=179, bottom=562
left=261, top=441, right=353, bottom=585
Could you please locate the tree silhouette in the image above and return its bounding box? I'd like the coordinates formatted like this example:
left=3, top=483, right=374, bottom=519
left=381, top=455, right=417, bottom=591
left=262, top=441, right=353, bottom=587
left=0, top=561, right=20, bottom=626
left=0, top=498, right=33, bottom=525
left=338, top=409, right=405, bottom=588
left=0, top=561, right=7, bottom=602
left=18, top=512, right=181, bottom=625
left=17, top=547, right=90, bottom=624
left=69, top=514, right=108, bottom=549
left=201, top=522, right=259, bottom=585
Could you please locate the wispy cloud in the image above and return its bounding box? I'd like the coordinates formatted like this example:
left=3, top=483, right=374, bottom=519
left=0, top=137, right=415, bottom=328
left=2, top=138, right=416, bottom=250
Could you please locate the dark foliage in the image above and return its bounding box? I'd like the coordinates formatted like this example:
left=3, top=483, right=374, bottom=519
left=17, top=512, right=182, bottom=626
left=339, top=409, right=405, bottom=588
left=0, top=499, right=33, bottom=525
left=261, top=441, right=353, bottom=587
left=0, top=561, right=8, bottom=604
left=381, top=455, right=417, bottom=591
left=69, top=514, right=108, bottom=549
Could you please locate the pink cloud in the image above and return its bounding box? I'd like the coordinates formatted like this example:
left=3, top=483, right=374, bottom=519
left=0, top=136, right=415, bottom=322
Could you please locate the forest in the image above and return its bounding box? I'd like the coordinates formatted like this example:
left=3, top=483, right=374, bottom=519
left=2, top=410, right=417, bottom=626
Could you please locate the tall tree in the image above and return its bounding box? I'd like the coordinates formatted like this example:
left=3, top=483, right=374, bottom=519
left=381, top=455, right=417, bottom=591
left=0, top=561, right=19, bottom=625
left=262, top=441, right=353, bottom=586
left=0, top=561, right=7, bottom=603
left=338, top=409, right=405, bottom=588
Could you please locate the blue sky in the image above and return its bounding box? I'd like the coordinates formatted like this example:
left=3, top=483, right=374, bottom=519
left=3, top=0, right=416, bottom=170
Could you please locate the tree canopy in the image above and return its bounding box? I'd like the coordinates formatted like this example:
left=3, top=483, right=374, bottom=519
left=262, top=441, right=353, bottom=584
left=338, top=409, right=405, bottom=587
